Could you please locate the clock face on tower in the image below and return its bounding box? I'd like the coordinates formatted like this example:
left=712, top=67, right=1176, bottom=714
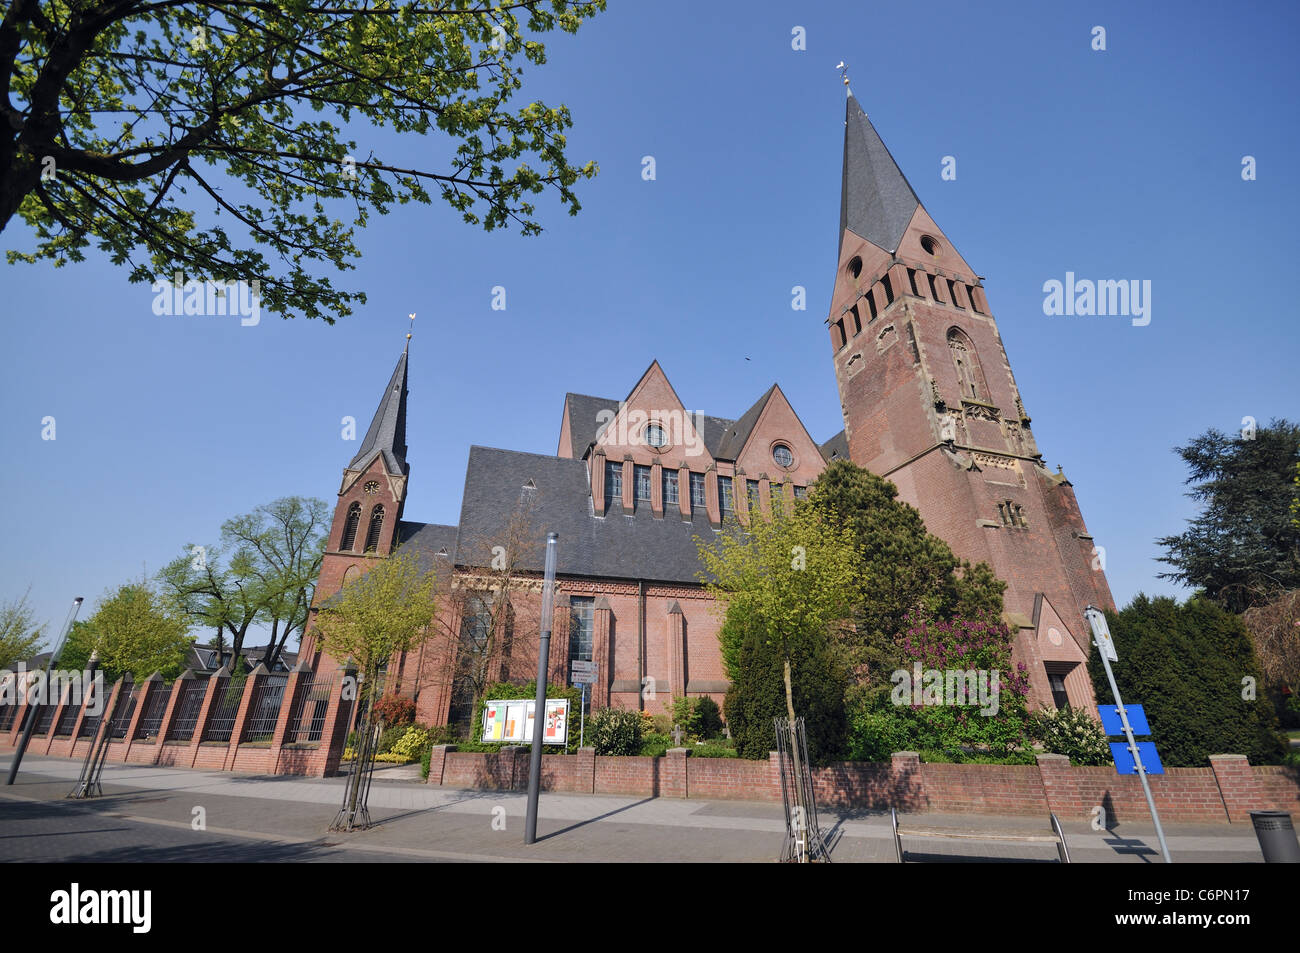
left=363, top=480, right=381, bottom=495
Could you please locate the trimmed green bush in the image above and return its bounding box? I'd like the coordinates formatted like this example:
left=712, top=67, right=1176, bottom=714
left=588, top=707, right=643, bottom=756
left=1087, top=595, right=1287, bottom=766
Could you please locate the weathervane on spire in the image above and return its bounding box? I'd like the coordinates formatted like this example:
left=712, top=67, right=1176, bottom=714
left=405, top=312, right=415, bottom=352
left=836, top=60, right=851, bottom=95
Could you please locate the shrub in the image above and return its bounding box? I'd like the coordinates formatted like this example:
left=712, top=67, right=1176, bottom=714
left=638, top=732, right=672, bottom=758
left=372, top=694, right=416, bottom=728
left=690, top=740, right=737, bottom=758
left=671, top=696, right=699, bottom=740
left=392, top=725, right=432, bottom=761
left=638, top=711, right=657, bottom=738
left=587, top=707, right=643, bottom=756
left=1030, top=707, right=1112, bottom=766
left=695, top=696, right=723, bottom=739
left=847, top=707, right=917, bottom=762
left=1087, top=596, right=1288, bottom=765
left=376, top=724, right=407, bottom=755
left=421, top=744, right=433, bottom=779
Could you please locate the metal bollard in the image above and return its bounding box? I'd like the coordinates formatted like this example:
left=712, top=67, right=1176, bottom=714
left=1248, top=811, right=1300, bottom=863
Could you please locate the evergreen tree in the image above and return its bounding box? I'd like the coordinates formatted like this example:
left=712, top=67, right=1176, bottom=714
left=806, top=460, right=1006, bottom=678
left=1087, top=595, right=1286, bottom=766
left=1157, top=420, right=1300, bottom=612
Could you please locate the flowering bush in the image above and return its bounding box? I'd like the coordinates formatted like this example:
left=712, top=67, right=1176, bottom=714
left=1030, top=707, right=1112, bottom=766
left=371, top=694, right=416, bottom=727
left=848, top=612, right=1033, bottom=758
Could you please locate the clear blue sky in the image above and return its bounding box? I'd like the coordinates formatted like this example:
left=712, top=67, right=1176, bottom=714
left=3, top=0, right=1297, bottom=649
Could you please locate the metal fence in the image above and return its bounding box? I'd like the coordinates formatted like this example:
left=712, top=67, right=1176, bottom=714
left=284, top=673, right=335, bottom=744
left=167, top=679, right=207, bottom=741
left=53, top=694, right=81, bottom=736
left=134, top=682, right=173, bottom=740
left=108, top=684, right=139, bottom=739
left=241, top=675, right=289, bottom=743
left=33, top=701, right=56, bottom=736
left=202, top=676, right=247, bottom=743
left=0, top=698, right=15, bottom=732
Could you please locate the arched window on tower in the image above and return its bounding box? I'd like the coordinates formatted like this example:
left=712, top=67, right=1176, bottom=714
left=339, top=502, right=361, bottom=551
left=947, top=327, right=989, bottom=402
left=364, top=504, right=385, bottom=553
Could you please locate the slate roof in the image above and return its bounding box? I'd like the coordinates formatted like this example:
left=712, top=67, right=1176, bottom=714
left=395, top=520, right=459, bottom=576
left=820, top=430, right=849, bottom=462
left=349, top=351, right=409, bottom=475
left=432, top=446, right=719, bottom=585
left=563, top=393, right=621, bottom=458
left=840, top=93, right=921, bottom=255
left=713, top=385, right=777, bottom=461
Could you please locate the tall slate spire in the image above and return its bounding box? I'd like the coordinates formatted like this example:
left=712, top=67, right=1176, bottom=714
left=348, top=349, right=409, bottom=476
left=839, top=94, right=921, bottom=255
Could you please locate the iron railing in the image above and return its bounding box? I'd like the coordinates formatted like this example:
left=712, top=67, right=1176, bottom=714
left=134, top=682, right=173, bottom=740
left=240, top=675, right=289, bottom=743
left=108, top=684, right=138, bottom=739
left=167, top=680, right=207, bottom=741
left=284, top=673, right=334, bottom=744
left=202, top=676, right=247, bottom=743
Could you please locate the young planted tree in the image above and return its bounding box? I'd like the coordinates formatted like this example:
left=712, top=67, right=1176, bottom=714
left=311, top=545, right=437, bottom=828
left=0, top=589, right=45, bottom=671
left=2, top=1, right=607, bottom=321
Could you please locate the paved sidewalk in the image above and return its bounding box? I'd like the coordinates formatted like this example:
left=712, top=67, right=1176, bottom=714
left=0, top=754, right=1269, bottom=863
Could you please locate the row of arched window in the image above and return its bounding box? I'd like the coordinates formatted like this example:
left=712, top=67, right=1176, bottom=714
left=339, top=501, right=385, bottom=553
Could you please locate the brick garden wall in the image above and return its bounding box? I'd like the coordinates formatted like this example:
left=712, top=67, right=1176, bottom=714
left=424, top=746, right=1300, bottom=824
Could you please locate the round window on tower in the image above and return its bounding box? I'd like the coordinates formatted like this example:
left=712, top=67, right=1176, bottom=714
left=645, top=423, right=667, bottom=448
left=772, top=444, right=794, bottom=468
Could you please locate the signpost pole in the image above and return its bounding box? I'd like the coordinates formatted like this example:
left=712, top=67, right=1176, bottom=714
left=524, top=532, right=558, bottom=846
left=1085, top=605, right=1171, bottom=864
left=580, top=683, right=586, bottom=750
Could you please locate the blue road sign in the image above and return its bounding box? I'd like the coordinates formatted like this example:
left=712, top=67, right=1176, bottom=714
left=1110, top=741, right=1164, bottom=775
left=1099, top=704, right=1150, bottom=736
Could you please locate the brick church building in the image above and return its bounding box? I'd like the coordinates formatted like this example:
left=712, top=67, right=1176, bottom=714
left=299, top=93, right=1115, bottom=731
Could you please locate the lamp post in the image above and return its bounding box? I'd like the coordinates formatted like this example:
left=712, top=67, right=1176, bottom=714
left=6, top=597, right=83, bottom=786
left=524, top=532, right=558, bottom=845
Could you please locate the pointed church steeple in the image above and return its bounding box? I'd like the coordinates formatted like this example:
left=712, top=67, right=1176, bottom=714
left=348, top=349, right=409, bottom=477
left=839, top=94, right=921, bottom=255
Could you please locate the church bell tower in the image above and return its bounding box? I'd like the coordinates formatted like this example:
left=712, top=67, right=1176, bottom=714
left=826, top=93, right=1115, bottom=711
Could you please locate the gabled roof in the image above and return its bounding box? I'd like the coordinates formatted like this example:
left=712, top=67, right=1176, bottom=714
left=448, top=446, right=716, bottom=584
left=348, top=350, right=409, bottom=476
left=563, top=392, right=622, bottom=457
left=713, top=385, right=778, bottom=461
left=840, top=94, right=922, bottom=255
left=820, top=430, right=849, bottom=462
